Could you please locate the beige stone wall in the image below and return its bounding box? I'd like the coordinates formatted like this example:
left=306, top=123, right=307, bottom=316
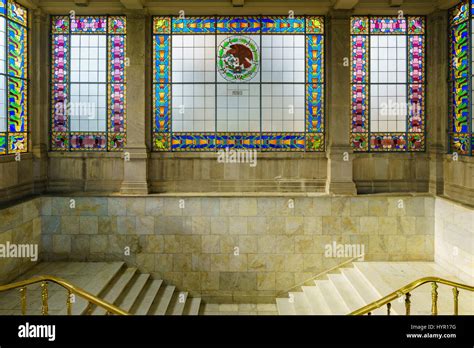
left=40, top=195, right=434, bottom=303
left=443, top=156, right=474, bottom=206
left=150, top=153, right=327, bottom=193
left=435, top=197, right=474, bottom=284
left=353, top=154, right=430, bottom=194
left=0, top=156, right=37, bottom=205
left=47, top=154, right=124, bottom=193
left=0, top=198, right=42, bottom=284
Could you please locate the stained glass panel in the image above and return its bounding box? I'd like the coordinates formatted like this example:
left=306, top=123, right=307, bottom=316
left=0, top=0, right=27, bottom=155
left=173, top=17, right=215, bottom=34
left=153, top=17, right=171, bottom=34
left=448, top=1, right=473, bottom=156
left=261, top=17, right=305, bottom=34
left=71, top=16, right=107, bottom=33
left=370, top=17, right=406, bottom=34
left=0, top=133, right=6, bottom=154
left=0, top=0, right=5, bottom=17
left=7, top=0, right=26, bottom=26
left=216, top=17, right=261, bottom=33
left=51, top=16, right=127, bottom=152
left=450, top=0, right=469, bottom=26
left=350, top=16, right=425, bottom=152
left=408, top=16, right=425, bottom=35
left=8, top=21, right=26, bottom=78
left=153, top=16, right=325, bottom=151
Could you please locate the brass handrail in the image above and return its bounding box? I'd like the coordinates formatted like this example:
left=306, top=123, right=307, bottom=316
left=276, top=254, right=365, bottom=297
left=0, top=275, right=129, bottom=315
left=350, top=277, right=474, bottom=316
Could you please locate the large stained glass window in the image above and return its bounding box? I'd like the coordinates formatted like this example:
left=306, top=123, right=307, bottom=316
left=0, top=0, right=27, bottom=155
left=50, top=16, right=126, bottom=151
left=449, top=1, right=473, bottom=156
left=152, top=16, right=324, bottom=151
left=350, top=16, right=425, bottom=152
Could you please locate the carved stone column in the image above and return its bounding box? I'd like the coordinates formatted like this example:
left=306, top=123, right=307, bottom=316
left=427, top=11, right=448, bottom=196
left=31, top=9, right=49, bottom=194
left=325, top=10, right=357, bottom=195
left=120, top=14, right=150, bottom=194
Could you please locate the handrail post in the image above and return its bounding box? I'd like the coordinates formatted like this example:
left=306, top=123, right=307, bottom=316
left=86, top=302, right=93, bottom=315
left=19, top=287, right=26, bottom=315
left=348, top=277, right=473, bottom=316
left=405, top=292, right=411, bottom=315
left=66, top=290, right=72, bottom=315
left=41, top=282, right=49, bottom=315
left=453, top=287, right=459, bottom=315
left=0, top=276, right=130, bottom=315
left=387, top=302, right=391, bottom=315
left=431, top=282, right=438, bottom=316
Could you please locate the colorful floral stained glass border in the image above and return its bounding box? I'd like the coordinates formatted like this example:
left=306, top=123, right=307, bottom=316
left=50, top=15, right=127, bottom=152
left=450, top=0, right=469, bottom=26
left=152, top=16, right=325, bottom=35
left=350, top=16, right=426, bottom=152
left=448, top=1, right=473, bottom=156
left=152, top=16, right=325, bottom=152
left=0, top=0, right=28, bottom=155
left=7, top=0, right=27, bottom=26
left=261, top=17, right=305, bottom=34
left=153, top=133, right=319, bottom=152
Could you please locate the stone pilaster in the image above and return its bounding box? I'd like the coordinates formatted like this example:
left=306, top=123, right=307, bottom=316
left=427, top=11, right=448, bottom=196
left=31, top=9, right=49, bottom=194
left=120, top=14, right=150, bottom=194
left=325, top=10, right=357, bottom=195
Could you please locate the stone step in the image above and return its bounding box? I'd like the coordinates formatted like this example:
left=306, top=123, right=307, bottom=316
left=0, top=262, right=201, bottom=316
left=115, top=274, right=150, bottom=312
left=150, top=285, right=175, bottom=315
left=275, top=261, right=473, bottom=316
left=316, top=279, right=350, bottom=315
left=276, top=298, right=296, bottom=315
left=92, top=268, right=137, bottom=315
left=356, top=262, right=474, bottom=315
left=353, top=262, right=392, bottom=296
left=132, top=280, right=163, bottom=315
left=327, top=273, right=366, bottom=312
left=290, top=291, right=312, bottom=315
left=75, top=263, right=127, bottom=315
left=301, top=286, right=331, bottom=315
left=166, top=291, right=188, bottom=315
left=183, top=297, right=201, bottom=316
left=340, top=267, right=381, bottom=305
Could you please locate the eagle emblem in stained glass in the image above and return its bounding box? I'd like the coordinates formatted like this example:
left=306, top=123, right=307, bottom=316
left=152, top=15, right=325, bottom=152
left=217, top=36, right=259, bottom=82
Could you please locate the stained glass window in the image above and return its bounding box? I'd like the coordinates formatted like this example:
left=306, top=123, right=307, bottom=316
left=152, top=16, right=324, bottom=151
left=0, top=0, right=28, bottom=155
left=448, top=0, right=473, bottom=156
left=50, top=16, right=126, bottom=151
left=350, top=16, right=425, bottom=152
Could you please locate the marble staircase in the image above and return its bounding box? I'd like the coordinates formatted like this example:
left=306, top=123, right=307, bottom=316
left=0, top=262, right=201, bottom=315
left=276, top=262, right=474, bottom=315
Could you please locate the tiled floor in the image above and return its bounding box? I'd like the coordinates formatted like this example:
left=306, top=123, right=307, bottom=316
left=201, top=303, right=278, bottom=315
